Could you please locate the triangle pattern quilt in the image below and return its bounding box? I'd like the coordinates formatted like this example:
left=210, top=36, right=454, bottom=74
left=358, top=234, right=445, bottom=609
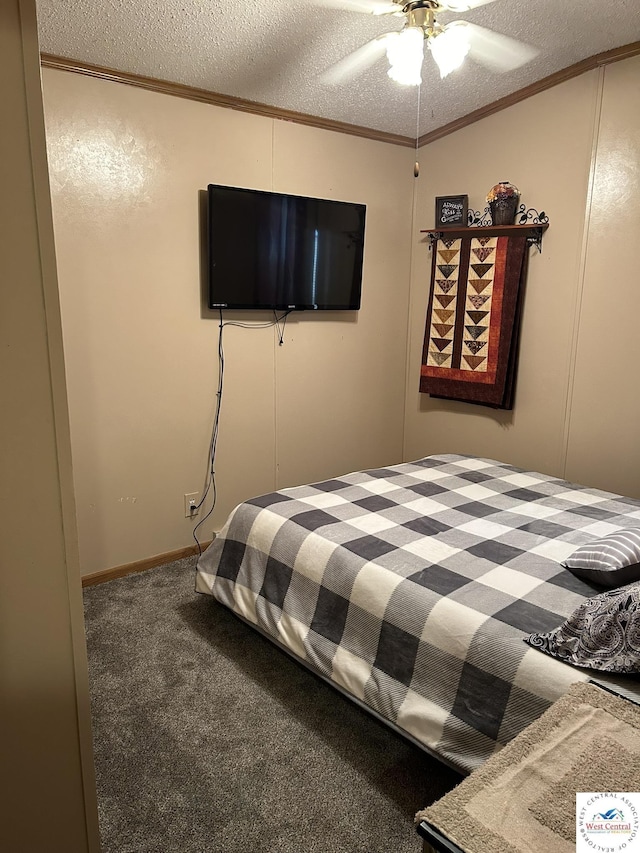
left=421, top=233, right=529, bottom=408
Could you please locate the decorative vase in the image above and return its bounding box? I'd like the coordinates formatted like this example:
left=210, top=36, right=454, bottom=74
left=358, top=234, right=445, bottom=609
left=487, top=181, right=520, bottom=225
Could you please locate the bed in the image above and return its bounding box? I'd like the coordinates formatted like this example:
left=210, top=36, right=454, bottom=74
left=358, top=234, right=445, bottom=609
left=195, top=454, right=640, bottom=774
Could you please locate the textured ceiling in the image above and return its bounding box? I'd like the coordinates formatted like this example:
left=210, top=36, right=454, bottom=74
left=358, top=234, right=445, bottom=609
left=36, top=0, right=640, bottom=139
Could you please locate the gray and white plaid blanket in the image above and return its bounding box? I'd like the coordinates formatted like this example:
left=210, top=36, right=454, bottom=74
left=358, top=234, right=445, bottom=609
left=196, top=454, right=640, bottom=773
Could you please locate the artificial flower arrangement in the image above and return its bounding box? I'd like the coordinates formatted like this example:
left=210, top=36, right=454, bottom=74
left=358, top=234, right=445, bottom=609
left=486, top=181, right=520, bottom=203
left=486, top=181, right=520, bottom=224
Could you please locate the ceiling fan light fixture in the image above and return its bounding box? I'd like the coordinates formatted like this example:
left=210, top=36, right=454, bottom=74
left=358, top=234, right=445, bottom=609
left=428, top=22, right=471, bottom=78
left=386, top=27, right=424, bottom=86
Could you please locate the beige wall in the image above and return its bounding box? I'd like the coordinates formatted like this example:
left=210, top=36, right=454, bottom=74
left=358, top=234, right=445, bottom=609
left=43, top=69, right=414, bottom=575
left=43, top=52, right=640, bottom=577
left=564, top=56, right=640, bottom=496
left=0, top=0, right=99, bottom=849
left=405, top=56, right=640, bottom=499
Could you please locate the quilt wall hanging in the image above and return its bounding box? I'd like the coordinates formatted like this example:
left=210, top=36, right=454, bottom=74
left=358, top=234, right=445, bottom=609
left=419, top=231, right=529, bottom=409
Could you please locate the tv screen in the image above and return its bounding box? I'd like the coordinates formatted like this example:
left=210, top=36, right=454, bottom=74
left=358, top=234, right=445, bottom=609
left=207, top=184, right=366, bottom=310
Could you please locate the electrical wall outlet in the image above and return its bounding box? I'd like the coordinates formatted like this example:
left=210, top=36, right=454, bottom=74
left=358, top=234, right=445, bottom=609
left=184, top=492, right=199, bottom=518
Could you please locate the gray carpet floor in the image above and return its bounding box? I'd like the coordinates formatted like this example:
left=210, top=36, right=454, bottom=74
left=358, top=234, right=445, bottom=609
left=83, top=556, right=461, bottom=852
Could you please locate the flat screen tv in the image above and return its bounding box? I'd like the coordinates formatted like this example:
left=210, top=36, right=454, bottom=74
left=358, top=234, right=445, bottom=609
left=207, top=184, right=366, bottom=310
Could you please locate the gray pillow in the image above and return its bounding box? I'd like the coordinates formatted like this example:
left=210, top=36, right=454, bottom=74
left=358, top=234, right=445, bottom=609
left=562, top=527, right=640, bottom=587
left=525, top=582, right=640, bottom=673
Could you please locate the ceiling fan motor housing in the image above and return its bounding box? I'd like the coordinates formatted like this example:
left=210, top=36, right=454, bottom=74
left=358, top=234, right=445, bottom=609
left=401, top=0, right=442, bottom=9
left=401, top=1, right=442, bottom=38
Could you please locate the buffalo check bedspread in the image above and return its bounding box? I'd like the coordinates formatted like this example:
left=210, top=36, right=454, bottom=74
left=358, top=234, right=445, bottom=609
left=195, top=454, right=640, bottom=773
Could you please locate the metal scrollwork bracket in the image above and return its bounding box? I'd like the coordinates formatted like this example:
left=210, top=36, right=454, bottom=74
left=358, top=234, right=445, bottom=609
left=515, top=205, right=549, bottom=253
left=467, top=207, right=493, bottom=227
left=424, top=203, right=549, bottom=252
left=526, top=227, right=545, bottom=253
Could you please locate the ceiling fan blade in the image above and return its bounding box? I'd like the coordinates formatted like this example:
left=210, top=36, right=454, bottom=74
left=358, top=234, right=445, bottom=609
left=440, top=0, right=498, bottom=11
left=460, top=21, right=539, bottom=72
left=320, top=36, right=390, bottom=85
left=312, top=0, right=400, bottom=15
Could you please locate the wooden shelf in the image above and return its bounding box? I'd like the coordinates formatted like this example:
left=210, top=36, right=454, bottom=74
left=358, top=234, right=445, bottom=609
left=421, top=222, right=549, bottom=251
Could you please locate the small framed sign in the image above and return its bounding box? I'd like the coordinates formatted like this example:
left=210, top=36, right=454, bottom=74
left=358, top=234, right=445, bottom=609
left=435, top=194, right=468, bottom=228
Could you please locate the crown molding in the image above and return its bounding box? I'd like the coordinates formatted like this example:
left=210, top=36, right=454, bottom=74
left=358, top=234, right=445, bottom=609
left=417, top=40, right=640, bottom=147
left=41, top=40, right=640, bottom=150
left=39, top=54, right=415, bottom=149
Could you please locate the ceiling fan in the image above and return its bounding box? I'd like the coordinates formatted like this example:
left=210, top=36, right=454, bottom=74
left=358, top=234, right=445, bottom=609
left=317, top=0, right=539, bottom=86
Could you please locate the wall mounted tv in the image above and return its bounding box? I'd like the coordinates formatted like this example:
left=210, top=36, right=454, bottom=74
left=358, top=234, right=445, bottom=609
left=207, top=184, right=366, bottom=310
